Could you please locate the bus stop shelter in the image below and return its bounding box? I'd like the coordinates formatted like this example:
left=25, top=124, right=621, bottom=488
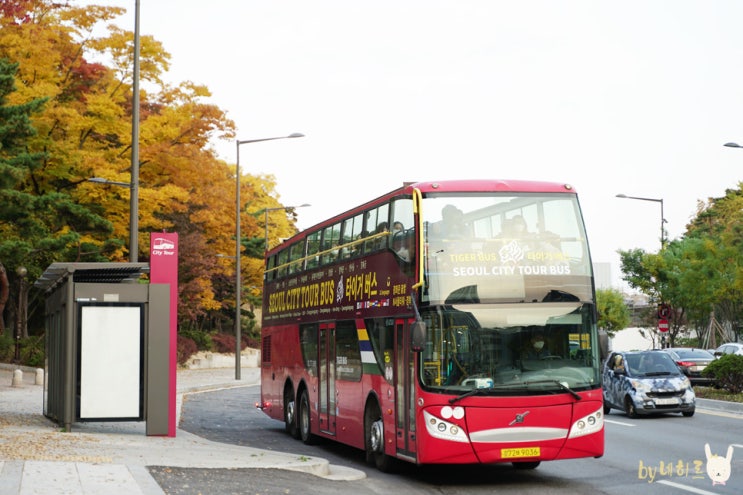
left=34, top=262, right=172, bottom=435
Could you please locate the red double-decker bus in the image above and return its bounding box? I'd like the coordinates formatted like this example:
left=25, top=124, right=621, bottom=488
left=258, top=180, right=604, bottom=471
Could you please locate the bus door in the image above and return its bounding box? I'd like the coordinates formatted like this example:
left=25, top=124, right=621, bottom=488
left=394, top=318, right=417, bottom=458
left=319, top=323, right=336, bottom=436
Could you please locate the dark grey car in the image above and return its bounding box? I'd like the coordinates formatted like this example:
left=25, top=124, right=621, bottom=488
left=660, top=347, right=716, bottom=386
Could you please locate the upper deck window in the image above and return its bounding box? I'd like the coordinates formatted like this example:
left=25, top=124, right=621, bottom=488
left=422, top=193, right=592, bottom=304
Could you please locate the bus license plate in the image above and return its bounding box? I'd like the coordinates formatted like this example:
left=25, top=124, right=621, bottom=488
left=501, top=447, right=540, bottom=459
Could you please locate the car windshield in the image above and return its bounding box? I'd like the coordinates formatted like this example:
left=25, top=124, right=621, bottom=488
left=625, top=353, right=679, bottom=376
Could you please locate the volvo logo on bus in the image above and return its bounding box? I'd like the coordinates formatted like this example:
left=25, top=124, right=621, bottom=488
left=509, top=411, right=530, bottom=426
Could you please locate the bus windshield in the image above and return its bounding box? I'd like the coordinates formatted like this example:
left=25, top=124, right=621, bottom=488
left=419, top=303, right=600, bottom=394
left=419, top=191, right=599, bottom=394
left=422, top=192, right=592, bottom=304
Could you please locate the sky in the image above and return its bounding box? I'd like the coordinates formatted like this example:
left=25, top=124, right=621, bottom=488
left=81, top=1, right=743, bottom=288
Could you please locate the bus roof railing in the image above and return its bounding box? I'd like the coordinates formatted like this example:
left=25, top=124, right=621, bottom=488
left=264, top=230, right=392, bottom=274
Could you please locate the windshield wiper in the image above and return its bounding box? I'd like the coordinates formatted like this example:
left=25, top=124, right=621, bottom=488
left=524, top=379, right=582, bottom=400
left=449, top=387, right=496, bottom=404
left=644, top=371, right=672, bottom=377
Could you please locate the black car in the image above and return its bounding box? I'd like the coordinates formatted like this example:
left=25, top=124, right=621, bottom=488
left=660, top=348, right=716, bottom=385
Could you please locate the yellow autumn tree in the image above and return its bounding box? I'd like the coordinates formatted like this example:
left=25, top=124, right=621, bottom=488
left=0, top=1, right=302, bottom=337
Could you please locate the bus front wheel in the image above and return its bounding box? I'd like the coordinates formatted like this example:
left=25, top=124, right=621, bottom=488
left=365, top=402, right=398, bottom=473
left=298, top=389, right=317, bottom=445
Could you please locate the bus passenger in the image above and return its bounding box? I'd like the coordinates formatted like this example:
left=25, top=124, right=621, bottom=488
left=439, top=205, right=468, bottom=239
left=394, top=232, right=411, bottom=262
left=375, top=222, right=390, bottom=249
left=501, top=215, right=531, bottom=239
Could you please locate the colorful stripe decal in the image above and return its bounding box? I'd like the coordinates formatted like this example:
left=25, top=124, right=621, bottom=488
left=357, top=322, right=381, bottom=375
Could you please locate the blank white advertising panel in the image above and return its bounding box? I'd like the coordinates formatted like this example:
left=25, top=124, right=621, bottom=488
left=79, top=305, right=142, bottom=419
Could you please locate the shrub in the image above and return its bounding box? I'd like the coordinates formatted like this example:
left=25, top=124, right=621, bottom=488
left=0, top=333, right=13, bottom=361
left=703, top=354, right=743, bottom=394
left=21, top=335, right=45, bottom=368
left=177, top=335, right=198, bottom=366
left=211, top=332, right=238, bottom=354
left=179, top=329, right=214, bottom=351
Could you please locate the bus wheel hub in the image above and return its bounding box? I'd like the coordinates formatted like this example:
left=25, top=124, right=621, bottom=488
left=370, top=419, right=384, bottom=453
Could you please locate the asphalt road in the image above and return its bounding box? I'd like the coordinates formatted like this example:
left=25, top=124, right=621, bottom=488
left=150, top=385, right=597, bottom=495
left=150, top=384, right=743, bottom=495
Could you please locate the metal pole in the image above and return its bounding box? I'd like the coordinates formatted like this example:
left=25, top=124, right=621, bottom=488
left=265, top=208, right=270, bottom=253
left=233, top=133, right=304, bottom=380
left=235, top=141, right=241, bottom=380
left=130, top=0, right=141, bottom=262
left=14, top=267, right=27, bottom=364
left=659, top=198, right=665, bottom=249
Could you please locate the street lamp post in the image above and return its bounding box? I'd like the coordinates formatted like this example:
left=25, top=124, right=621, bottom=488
left=264, top=204, right=311, bottom=252
left=234, top=133, right=304, bottom=380
left=616, top=194, right=666, bottom=249
left=617, top=193, right=668, bottom=347
left=130, top=0, right=141, bottom=263
left=14, top=266, right=27, bottom=364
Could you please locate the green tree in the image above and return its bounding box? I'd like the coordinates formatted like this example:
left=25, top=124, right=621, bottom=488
left=0, top=57, right=112, bottom=335
left=596, top=288, right=630, bottom=338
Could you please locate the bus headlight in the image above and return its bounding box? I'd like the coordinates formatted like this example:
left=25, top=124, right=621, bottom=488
left=423, top=410, right=470, bottom=443
left=568, top=407, right=603, bottom=439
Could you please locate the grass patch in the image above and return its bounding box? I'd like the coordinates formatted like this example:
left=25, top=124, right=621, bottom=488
left=694, top=386, right=743, bottom=403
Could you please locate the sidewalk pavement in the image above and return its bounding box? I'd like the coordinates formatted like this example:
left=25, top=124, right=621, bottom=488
left=0, top=364, right=365, bottom=495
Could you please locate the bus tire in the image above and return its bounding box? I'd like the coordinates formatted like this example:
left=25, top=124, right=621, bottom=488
left=364, top=401, right=398, bottom=473
left=298, top=389, right=317, bottom=445
left=284, top=386, right=299, bottom=439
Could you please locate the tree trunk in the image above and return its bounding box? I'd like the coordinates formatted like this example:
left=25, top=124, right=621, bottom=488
left=0, top=263, right=8, bottom=335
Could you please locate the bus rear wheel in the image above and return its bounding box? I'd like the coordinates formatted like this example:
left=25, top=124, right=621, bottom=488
left=365, top=402, right=398, bottom=473
left=298, top=389, right=317, bottom=445
left=284, top=387, right=299, bottom=439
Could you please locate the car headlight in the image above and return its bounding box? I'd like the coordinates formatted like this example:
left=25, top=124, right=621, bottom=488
left=629, top=379, right=651, bottom=393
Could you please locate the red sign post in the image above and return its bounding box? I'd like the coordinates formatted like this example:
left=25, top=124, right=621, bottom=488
left=150, top=232, right=179, bottom=437
left=658, top=318, right=669, bottom=333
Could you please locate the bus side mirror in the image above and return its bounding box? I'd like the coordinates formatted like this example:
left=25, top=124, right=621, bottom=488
left=411, top=320, right=426, bottom=352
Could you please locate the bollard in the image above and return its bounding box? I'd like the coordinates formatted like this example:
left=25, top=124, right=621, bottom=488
left=11, top=369, right=23, bottom=388
left=35, top=368, right=44, bottom=385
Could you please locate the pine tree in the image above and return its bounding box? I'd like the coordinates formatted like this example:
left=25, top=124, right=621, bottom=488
left=0, top=58, right=111, bottom=335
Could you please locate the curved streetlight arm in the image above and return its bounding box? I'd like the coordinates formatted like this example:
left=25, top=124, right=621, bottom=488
left=264, top=204, right=311, bottom=252
left=616, top=193, right=665, bottom=248
left=88, top=177, right=131, bottom=188
left=724, top=142, right=743, bottom=148
left=237, top=133, right=304, bottom=146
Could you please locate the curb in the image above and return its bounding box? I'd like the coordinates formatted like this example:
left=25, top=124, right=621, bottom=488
left=696, top=398, right=743, bottom=415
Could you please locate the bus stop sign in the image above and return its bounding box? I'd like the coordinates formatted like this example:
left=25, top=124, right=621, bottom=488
left=658, top=318, right=669, bottom=333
